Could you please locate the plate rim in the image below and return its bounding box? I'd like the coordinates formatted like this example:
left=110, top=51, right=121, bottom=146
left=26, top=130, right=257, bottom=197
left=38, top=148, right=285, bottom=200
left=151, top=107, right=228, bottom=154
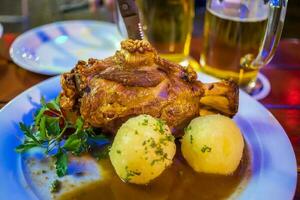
left=9, top=20, right=122, bottom=75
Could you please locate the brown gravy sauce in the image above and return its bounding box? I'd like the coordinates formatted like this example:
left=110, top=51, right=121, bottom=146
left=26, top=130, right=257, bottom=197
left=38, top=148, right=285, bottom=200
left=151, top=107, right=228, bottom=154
left=58, top=147, right=250, bottom=200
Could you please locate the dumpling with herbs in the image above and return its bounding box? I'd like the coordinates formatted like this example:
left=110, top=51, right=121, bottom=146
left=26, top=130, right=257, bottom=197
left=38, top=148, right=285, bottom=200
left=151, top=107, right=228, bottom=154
left=109, top=114, right=176, bottom=184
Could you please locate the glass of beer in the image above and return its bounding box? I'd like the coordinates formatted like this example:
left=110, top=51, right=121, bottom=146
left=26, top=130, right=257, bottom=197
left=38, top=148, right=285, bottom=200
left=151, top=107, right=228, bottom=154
left=136, top=0, right=195, bottom=66
left=200, top=0, right=287, bottom=92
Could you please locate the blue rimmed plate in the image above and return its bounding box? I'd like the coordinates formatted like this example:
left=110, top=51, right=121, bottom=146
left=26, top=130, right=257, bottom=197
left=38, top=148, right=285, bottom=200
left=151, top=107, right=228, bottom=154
left=0, top=73, right=297, bottom=200
left=10, top=20, right=123, bottom=75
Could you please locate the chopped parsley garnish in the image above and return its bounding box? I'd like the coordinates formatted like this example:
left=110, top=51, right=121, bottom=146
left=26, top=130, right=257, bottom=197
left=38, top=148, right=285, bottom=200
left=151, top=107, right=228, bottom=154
left=143, top=136, right=171, bottom=166
left=156, top=119, right=166, bottom=134
left=159, top=134, right=175, bottom=145
left=124, top=166, right=141, bottom=182
left=184, top=125, right=192, bottom=133
left=190, top=135, right=193, bottom=144
left=150, top=152, right=169, bottom=166
left=155, top=146, right=164, bottom=156
left=142, top=118, right=149, bottom=126
left=201, top=145, right=212, bottom=153
left=165, top=135, right=174, bottom=142
left=117, top=150, right=121, bottom=154
left=16, top=96, right=110, bottom=177
left=150, top=138, right=157, bottom=148
left=50, top=179, right=61, bottom=193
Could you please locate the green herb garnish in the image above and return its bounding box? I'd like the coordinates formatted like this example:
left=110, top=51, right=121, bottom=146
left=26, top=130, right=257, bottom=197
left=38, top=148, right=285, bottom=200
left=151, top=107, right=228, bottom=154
left=156, top=119, right=166, bottom=134
left=184, top=125, right=192, bottom=133
left=142, top=118, right=148, bottom=126
left=55, top=150, right=68, bottom=177
left=16, top=96, right=109, bottom=177
left=159, top=134, right=175, bottom=145
left=50, top=179, right=61, bottom=193
left=124, top=166, right=141, bottom=182
left=190, top=135, right=193, bottom=144
left=201, top=145, right=212, bottom=153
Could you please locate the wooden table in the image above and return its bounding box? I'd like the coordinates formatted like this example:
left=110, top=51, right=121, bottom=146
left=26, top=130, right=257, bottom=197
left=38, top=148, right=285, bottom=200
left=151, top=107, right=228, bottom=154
left=0, top=37, right=299, bottom=199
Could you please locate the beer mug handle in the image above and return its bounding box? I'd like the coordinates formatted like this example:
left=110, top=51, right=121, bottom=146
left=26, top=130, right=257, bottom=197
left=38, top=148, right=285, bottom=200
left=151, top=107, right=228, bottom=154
left=243, top=0, right=288, bottom=69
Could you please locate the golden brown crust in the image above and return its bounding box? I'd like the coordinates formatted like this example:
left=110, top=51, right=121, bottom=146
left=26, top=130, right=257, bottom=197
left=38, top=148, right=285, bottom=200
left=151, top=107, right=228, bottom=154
left=199, top=80, right=239, bottom=117
left=120, top=39, right=155, bottom=53
left=60, top=39, right=238, bottom=136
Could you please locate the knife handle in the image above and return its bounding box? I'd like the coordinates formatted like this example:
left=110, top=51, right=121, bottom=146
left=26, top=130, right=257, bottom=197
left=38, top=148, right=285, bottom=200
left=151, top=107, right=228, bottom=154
left=117, top=0, right=139, bottom=17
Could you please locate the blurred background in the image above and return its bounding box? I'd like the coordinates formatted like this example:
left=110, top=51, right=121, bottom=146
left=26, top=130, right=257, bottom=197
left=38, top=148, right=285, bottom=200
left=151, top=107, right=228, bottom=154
left=0, top=0, right=299, bottom=38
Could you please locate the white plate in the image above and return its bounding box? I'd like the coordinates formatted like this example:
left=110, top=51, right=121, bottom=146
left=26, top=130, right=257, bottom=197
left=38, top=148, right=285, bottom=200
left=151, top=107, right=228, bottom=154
left=0, top=73, right=297, bottom=200
left=10, top=20, right=123, bottom=75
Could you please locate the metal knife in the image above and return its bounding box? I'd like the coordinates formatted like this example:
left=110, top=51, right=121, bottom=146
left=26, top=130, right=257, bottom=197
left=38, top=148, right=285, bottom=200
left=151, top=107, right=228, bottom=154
left=116, top=0, right=144, bottom=40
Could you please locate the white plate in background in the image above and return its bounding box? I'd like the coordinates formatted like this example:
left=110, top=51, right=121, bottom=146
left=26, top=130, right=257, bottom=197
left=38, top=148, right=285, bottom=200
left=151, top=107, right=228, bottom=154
left=10, top=20, right=123, bottom=75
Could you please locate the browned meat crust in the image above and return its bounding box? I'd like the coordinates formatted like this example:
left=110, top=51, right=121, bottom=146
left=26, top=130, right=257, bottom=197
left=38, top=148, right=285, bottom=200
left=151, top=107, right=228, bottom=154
left=60, top=39, right=238, bottom=136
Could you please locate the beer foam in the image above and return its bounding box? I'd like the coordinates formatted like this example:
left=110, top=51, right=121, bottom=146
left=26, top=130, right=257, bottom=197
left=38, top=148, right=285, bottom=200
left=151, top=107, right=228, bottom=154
left=207, top=5, right=268, bottom=22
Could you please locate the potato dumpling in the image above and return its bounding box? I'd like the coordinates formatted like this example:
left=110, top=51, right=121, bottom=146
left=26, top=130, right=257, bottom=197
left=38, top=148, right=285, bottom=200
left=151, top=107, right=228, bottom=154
left=181, top=115, right=244, bottom=175
left=109, top=114, right=176, bottom=184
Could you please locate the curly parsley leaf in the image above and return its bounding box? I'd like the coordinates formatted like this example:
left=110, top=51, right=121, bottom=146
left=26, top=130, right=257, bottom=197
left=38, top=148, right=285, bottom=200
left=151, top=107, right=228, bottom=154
left=19, top=123, right=40, bottom=144
left=15, top=142, right=39, bottom=152
left=35, top=107, right=46, bottom=125
left=39, top=116, right=47, bottom=140
left=46, top=100, right=61, bottom=111
left=55, top=150, right=68, bottom=177
left=16, top=96, right=110, bottom=177
left=40, top=96, right=46, bottom=106
left=45, top=117, right=61, bottom=136
left=63, top=134, right=82, bottom=152
left=75, top=117, right=84, bottom=131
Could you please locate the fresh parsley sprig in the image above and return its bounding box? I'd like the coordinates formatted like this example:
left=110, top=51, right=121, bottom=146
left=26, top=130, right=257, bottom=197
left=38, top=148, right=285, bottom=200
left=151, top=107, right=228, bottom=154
left=16, top=96, right=109, bottom=177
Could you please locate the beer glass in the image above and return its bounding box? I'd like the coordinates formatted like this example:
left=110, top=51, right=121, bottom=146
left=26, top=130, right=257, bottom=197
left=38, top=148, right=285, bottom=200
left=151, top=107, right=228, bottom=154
left=200, top=0, right=287, bottom=92
left=136, top=0, right=195, bottom=65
